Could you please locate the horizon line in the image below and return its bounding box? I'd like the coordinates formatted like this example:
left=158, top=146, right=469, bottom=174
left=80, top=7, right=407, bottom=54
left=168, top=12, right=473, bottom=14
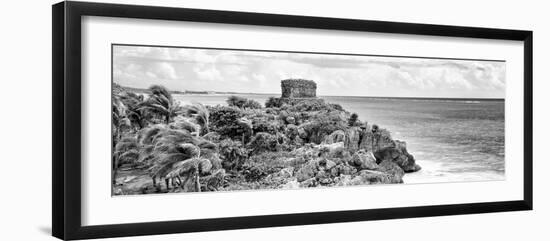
left=115, top=83, right=504, bottom=100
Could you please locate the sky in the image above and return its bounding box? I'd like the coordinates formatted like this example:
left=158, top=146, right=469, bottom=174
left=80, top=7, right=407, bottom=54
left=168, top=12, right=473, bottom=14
left=113, top=45, right=506, bottom=98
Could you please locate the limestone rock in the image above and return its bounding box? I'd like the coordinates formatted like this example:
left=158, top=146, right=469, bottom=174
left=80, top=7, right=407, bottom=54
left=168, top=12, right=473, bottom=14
left=376, top=160, right=405, bottom=183
left=315, top=170, right=330, bottom=179
left=285, top=124, right=299, bottom=139
left=334, top=175, right=353, bottom=186
left=374, top=140, right=421, bottom=173
left=318, top=158, right=337, bottom=170
left=330, top=163, right=357, bottom=176
left=344, top=127, right=362, bottom=153
left=296, top=160, right=319, bottom=182
left=278, top=167, right=295, bottom=178
left=318, top=142, right=345, bottom=158
left=349, top=176, right=367, bottom=185
left=359, top=128, right=395, bottom=152
left=281, top=179, right=300, bottom=189
left=298, top=126, right=308, bottom=139
left=324, top=130, right=346, bottom=144
left=286, top=116, right=296, bottom=125
left=319, top=178, right=332, bottom=185
left=355, top=170, right=394, bottom=184
left=299, top=177, right=318, bottom=187
left=350, top=150, right=378, bottom=170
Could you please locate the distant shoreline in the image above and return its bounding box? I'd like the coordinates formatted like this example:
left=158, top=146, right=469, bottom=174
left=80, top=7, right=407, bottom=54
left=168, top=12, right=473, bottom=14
left=116, top=84, right=504, bottom=102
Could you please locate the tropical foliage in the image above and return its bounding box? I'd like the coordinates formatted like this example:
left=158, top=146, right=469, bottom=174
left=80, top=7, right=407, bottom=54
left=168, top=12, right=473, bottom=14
left=111, top=84, right=419, bottom=195
left=138, top=85, right=182, bottom=123
left=226, top=95, right=262, bottom=109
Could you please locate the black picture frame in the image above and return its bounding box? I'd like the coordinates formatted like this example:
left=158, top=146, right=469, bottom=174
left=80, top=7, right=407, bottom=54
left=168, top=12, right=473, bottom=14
left=52, top=1, right=533, bottom=240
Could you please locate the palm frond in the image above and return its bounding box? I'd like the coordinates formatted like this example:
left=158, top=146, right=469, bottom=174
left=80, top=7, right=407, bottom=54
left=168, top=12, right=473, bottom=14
left=154, top=129, right=195, bottom=146
left=117, top=149, right=139, bottom=165
left=197, top=139, right=218, bottom=154
left=138, top=103, right=169, bottom=115
left=114, top=137, right=138, bottom=153
left=165, top=157, right=212, bottom=179
left=149, top=85, right=173, bottom=102
left=147, top=153, right=188, bottom=178
left=138, top=124, right=167, bottom=145
left=175, top=143, right=201, bottom=158
left=169, top=117, right=201, bottom=134
left=182, top=102, right=210, bottom=134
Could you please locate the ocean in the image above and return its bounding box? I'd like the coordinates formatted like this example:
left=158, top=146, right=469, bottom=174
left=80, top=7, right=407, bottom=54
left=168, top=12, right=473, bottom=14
left=174, top=94, right=505, bottom=184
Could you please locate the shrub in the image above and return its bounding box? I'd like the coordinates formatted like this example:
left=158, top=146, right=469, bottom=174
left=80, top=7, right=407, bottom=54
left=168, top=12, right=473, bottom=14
left=285, top=124, right=299, bottom=140
left=278, top=110, right=300, bottom=125
left=298, top=111, right=348, bottom=144
left=241, top=162, right=270, bottom=182
left=226, top=95, right=247, bottom=107
left=253, top=119, right=283, bottom=134
left=227, top=96, right=262, bottom=109
left=246, top=112, right=285, bottom=135
left=208, top=106, right=246, bottom=139
left=242, top=151, right=296, bottom=182
left=265, top=97, right=284, bottom=108
left=330, top=103, right=344, bottom=111
left=348, top=113, right=359, bottom=126
left=219, top=139, right=249, bottom=170
left=248, top=132, right=279, bottom=154
left=202, top=131, right=221, bottom=142
left=243, top=99, right=262, bottom=109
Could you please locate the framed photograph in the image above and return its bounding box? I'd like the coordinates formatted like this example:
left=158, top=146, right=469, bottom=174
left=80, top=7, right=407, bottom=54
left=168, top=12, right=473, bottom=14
left=52, top=1, right=533, bottom=240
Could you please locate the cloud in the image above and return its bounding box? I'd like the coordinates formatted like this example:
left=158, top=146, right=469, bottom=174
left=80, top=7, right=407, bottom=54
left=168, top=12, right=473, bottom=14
left=112, top=45, right=506, bottom=98
left=149, top=62, right=178, bottom=80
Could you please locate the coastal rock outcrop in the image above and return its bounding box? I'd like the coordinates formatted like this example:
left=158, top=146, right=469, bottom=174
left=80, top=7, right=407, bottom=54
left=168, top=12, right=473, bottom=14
left=374, top=140, right=421, bottom=173
left=113, top=79, right=424, bottom=195
left=344, top=127, right=362, bottom=153
left=341, top=125, right=421, bottom=173
left=350, top=150, right=378, bottom=170
left=358, top=128, right=395, bottom=152
left=289, top=134, right=419, bottom=188
left=376, top=160, right=405, bottom=183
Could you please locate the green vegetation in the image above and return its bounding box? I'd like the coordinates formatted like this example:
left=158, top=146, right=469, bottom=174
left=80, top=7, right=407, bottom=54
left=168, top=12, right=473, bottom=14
left=112, top=83, right=420, bottom=195
left=226, top=95, right=263, bottom=109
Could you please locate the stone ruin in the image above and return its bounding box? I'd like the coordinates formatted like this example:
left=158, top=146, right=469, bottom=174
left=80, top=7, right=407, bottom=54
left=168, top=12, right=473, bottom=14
left=281, top=79, right=317, bottom=98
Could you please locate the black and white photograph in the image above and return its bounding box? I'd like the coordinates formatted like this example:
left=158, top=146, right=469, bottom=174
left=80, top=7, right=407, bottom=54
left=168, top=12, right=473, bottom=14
left=111, top=44, right=506, bottom=195
left=0, top=0, right=543, bottom=240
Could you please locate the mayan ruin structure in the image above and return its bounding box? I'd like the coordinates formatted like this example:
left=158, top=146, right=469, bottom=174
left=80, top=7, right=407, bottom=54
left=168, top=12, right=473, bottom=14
left=281, top=79, right=317, bottom=98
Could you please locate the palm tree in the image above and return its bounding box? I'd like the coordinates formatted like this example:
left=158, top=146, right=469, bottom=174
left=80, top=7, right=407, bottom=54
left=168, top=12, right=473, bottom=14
left=112, top=94, right=132, bottom=142
left=112, top=94, right=132, bottom=191
left=118, top=91, right=146, bottom=129
left=139, top=85, right=179, bottom=123
left=183, top=102, right=210, bottom=135
left=112, top=136, right=139, bottom=186
left=169, top=116, right=201, bottom=137
left=138, top=124, right=220, bottom=192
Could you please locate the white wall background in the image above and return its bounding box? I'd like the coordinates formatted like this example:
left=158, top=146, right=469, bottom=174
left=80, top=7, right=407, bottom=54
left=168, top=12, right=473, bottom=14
left=0, top=0, right=547, bottom=240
